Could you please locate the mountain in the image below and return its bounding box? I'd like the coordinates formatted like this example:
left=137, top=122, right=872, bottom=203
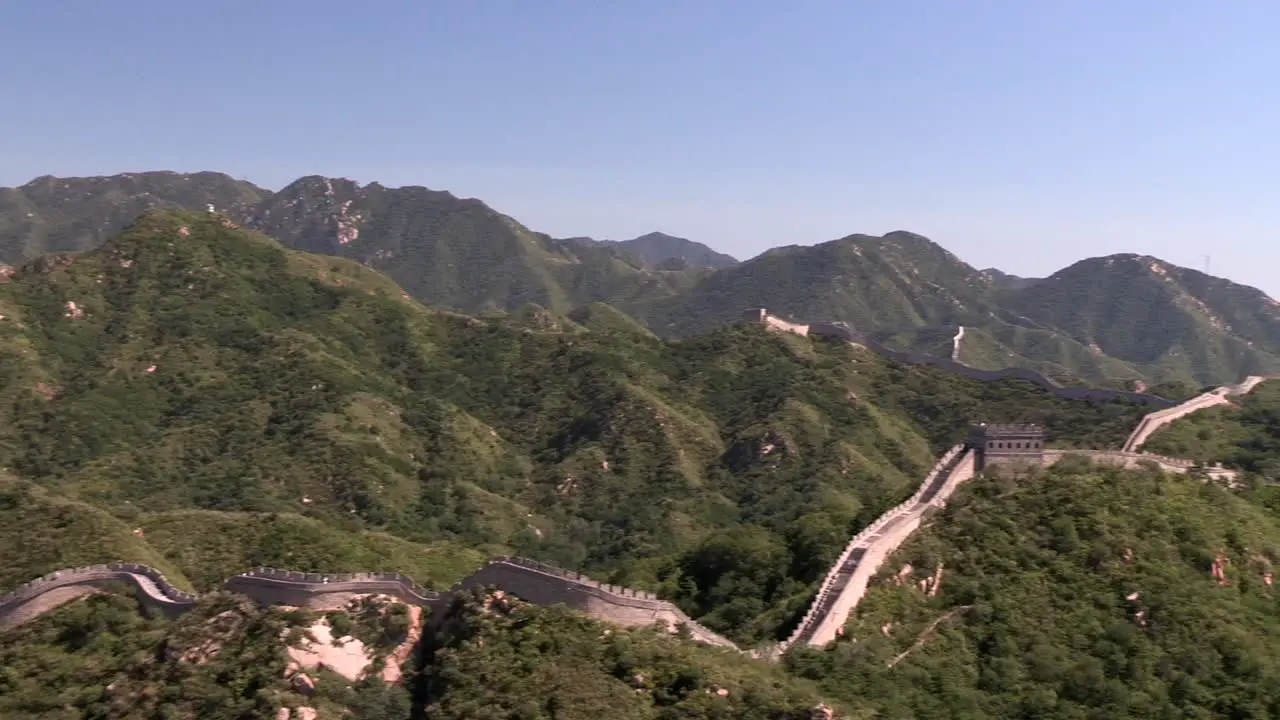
left=0, top=171, right=268, bottom=263
left=980, top=267, right=1041, bottom=290
left=0, top=210, right=1148, bottom=645
left=997, top=254, right=1280, bottom=384
left=4, top=171, right=1280, bottom=387
left=641, top=231, right=1000, bottom=338
left=237, top=176, right=705, bottom=317
left=638, top=233, right=1280, bottom=386
left=611, top=232, right=739, bottom=270
left=0, top=172, right=699, bottom=319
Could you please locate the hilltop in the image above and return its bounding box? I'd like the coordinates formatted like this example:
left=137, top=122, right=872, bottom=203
left=594, top=231, right=739, bottom=270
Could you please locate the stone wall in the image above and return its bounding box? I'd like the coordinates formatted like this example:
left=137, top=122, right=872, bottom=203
left=453, top=559, right=737, bottom=648
left=1042, top=449, right=1193, bottom=472
left=1122, top=389, right=1230, bottom=452
left=771, top=445, right=967, bottom=654
left=797, top=448, right=976, bottom=649
left=763, top=311, right=1176, bottom=408
left=222, top=569, right=441, bottom=611
left=0, top=558, right=735, bottom=648
left=0, top=562, right=196, bottom=630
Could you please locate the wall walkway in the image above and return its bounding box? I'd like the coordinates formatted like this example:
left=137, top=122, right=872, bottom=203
left=775, top=446, right=974, bottom=652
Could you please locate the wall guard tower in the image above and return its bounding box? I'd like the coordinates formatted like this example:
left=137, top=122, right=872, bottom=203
left=967, top=423, right=1046, bottom=472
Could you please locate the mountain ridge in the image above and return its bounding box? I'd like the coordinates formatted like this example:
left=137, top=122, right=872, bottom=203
left=4, top=170, right=1279, bottom=387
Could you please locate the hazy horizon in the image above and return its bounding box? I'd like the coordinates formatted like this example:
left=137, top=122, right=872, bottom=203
left=4, top=1, right=1277, bottom=296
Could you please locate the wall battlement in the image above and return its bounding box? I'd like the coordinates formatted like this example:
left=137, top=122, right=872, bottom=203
left=0, top=557, right=735, bottom=648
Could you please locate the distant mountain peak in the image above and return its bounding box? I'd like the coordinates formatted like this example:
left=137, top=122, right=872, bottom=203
left=606, top=232, right=738, bottom=270
left=883, top=230, right=931, bottom=242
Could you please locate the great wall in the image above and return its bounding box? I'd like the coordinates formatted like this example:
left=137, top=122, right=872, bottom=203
left=0, top=309, right=1269, bottom=660
left=747, top=308, right=1180, bottom=408
left=0, top=557, right=736, bottom=648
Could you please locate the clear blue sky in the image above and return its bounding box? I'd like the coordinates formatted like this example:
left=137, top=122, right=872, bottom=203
left=3, top=1, right=1278, bottom=296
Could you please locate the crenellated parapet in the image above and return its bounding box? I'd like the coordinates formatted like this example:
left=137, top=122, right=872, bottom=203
left=1122, top=378, right=1269, bottom=452
left=0, top=556, right=735, bottom=648
left=0, top=563, right=197, bottom=630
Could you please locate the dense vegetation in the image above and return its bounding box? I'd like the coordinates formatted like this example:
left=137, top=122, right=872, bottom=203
left=6, top=171, right=1280, bottom=387
left=5, top=206, right=1277, bottom=718
left=416, top=589, right=846, bottom=719
left=789, top=461, right=1280, bottom=719
left=0, top=210, right=1151, bottom=648
left=0, top=594, right=309, bottom=719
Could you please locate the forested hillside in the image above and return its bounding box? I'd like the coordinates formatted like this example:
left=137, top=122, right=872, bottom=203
left=2, top=209, right=1279, bottom=718
left=0, top=210, right=1151, bottom=645
left=788, top=461, right=1280, bottom=719
left=0, top=586, right=853, bottom=719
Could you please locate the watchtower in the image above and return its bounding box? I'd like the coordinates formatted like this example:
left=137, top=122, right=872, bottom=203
left=967, top=423, right=1046, bottom=472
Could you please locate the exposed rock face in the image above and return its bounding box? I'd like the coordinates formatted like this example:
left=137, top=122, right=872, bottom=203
left=288, top=620, right=372, bottom=682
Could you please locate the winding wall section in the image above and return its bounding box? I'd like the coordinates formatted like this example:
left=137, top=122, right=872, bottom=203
left=1122, top=375, right=1268, bottom=452
left=750, top=308, right=1177, bottom=408
left=0, top=557, right=736, bottom=648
